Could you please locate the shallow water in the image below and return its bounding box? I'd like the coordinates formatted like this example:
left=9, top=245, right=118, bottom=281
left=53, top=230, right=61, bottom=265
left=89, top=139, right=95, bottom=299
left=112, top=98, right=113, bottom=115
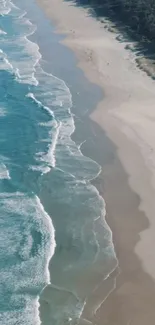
left=0, top=1, right=117, bottom=324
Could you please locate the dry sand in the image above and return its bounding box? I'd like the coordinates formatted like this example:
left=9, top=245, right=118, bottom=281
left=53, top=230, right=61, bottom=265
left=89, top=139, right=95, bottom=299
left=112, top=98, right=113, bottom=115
left=36, top=0, right=155, bottom=324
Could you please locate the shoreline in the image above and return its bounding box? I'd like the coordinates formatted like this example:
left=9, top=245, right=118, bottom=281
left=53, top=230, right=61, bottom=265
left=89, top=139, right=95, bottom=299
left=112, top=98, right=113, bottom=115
left=36, top=0, right=155, bottom=324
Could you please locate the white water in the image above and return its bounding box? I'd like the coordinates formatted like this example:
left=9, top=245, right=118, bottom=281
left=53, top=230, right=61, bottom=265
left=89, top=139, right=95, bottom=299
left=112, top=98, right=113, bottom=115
left=0, top=1, right=117, bottom=325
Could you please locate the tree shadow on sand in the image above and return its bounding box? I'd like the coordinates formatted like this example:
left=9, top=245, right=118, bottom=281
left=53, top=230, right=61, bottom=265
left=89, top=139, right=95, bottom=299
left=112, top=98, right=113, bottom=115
left=65, top=0, right=155, bottom=79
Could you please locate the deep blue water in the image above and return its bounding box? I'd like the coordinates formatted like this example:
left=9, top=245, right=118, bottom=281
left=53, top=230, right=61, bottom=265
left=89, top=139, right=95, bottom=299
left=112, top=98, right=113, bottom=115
left=0, top=1, right=117, bottom=324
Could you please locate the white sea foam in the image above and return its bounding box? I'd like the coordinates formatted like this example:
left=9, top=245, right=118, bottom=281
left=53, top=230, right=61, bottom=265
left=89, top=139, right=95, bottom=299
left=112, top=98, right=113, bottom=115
left=15, top=35, right=40, bottom=86
left=0, top=0, right=79, bottom=177
left=0, top=0, right=11, bottom=15
left=0, top=29, right=7, bottom=34
left=26, top=92, right=55, bottom=118
left=29, top=66, right=101, bottom=180
left=3, top=56, right=13, bottom=70
left=0, top=3, right=40, bottom=85
left=39, top=121, right=61, bottom=168
left=0, top=2, right=117, bottom=325
left=34, top=65, right=72, bottom=110
left=0, top=106, right=7, bottom=116
left=26, top=91, right=63, bottom=170
left=0, top=51, right=14, bottom=72
left=35, top=195, right=56, bottom=281
left=29, top=165, right=51, bottom=175
left=52, top=99, right=63, bottom=107
left=34, top=122, right=61, bottom=170
left=0, top=192, right=56, bottom=325
left=0, top=163, right=10, bottom=179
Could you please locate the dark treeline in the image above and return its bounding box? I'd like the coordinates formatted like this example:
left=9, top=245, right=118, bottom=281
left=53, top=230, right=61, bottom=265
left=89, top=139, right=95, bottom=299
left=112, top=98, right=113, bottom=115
left=72, top=0, right=155, bottom=42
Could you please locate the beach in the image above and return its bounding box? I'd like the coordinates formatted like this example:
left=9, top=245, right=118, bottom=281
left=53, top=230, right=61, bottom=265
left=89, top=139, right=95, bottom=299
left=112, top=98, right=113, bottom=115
left=2, top=0, right=155, bottom=324
left=35, top=0, right=155, bottom=324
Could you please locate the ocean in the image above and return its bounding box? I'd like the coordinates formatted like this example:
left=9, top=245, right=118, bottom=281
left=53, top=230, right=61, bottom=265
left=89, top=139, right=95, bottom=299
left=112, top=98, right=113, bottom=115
left=0, top=0, right=117, bottom=324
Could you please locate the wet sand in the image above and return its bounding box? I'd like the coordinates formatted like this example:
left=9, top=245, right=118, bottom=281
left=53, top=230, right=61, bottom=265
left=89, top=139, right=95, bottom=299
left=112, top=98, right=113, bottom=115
left=90, top=132, right=155, bottom=325
left=36, top=0, right=155, bottom=324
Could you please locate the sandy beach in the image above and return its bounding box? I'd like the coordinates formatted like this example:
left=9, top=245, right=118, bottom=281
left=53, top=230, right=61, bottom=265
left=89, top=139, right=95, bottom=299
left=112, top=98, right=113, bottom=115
left=36, top=0, right=155, bottom=324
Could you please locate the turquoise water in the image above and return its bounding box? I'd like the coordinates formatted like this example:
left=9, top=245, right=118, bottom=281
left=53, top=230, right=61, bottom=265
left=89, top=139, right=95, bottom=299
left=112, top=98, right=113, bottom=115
left=0, top=1, right=117, bottom=324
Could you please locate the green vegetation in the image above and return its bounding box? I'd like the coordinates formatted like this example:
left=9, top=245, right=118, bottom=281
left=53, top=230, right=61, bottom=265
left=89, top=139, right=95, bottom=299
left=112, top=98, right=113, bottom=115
left=74, top=0, right=155, bottom=42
